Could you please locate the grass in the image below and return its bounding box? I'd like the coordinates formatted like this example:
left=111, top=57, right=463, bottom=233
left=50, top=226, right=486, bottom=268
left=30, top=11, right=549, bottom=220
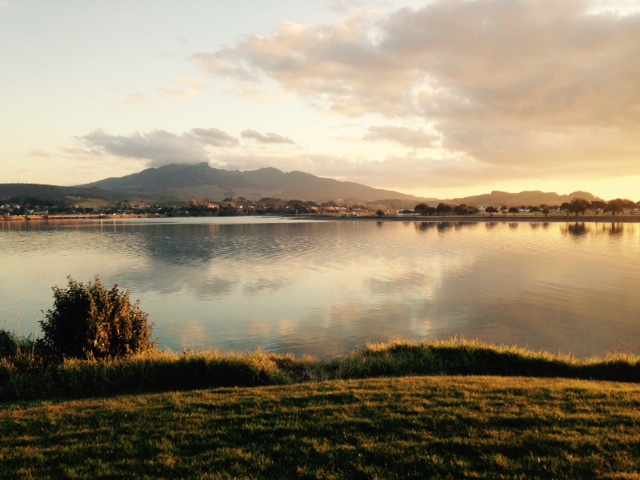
left=2, top=339, right=640, bottom=477
left=2, top=375, right=640, bottom=478
left=2, top=338, right=640, bottom=402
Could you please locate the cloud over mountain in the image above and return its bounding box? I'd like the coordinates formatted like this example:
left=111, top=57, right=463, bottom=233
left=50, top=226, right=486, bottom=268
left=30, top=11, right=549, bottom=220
left=241, top=129, right=295, bottom=144
left=193, top=0, right=640, bottom=186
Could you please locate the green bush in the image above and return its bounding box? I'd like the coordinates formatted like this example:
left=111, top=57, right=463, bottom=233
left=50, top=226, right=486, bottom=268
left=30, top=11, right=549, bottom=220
left=39, top=276, right=154, bottom=360
left=0, top=330, right=19, bottom=358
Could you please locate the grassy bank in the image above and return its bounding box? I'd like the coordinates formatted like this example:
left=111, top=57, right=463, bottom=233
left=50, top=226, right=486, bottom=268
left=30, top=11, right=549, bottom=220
left=2, top=339, right=640, bottom=402
left=2, top=375, right=640, bottom=478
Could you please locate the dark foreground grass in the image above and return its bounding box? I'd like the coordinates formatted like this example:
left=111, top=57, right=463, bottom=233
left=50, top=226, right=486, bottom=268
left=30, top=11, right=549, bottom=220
left=2, top=375, right=640, bottom=479
left=2, top=339, right=640, bottom=402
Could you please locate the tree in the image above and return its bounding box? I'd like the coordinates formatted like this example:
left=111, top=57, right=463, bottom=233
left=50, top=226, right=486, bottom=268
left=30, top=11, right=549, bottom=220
left=590, top=200, right=606, bottom=214
left=436, top=203, right=452, bottom=216
left=414, top=203, right=435, bottom=215
left=604, top=199, right=625, bottom=215
left=376, top=209, right=385, bottom=217
left=485, top=206, right=498, bottom=216
left=454, top=204, right=469, bottom=215
left=40, top=276, right=154, bottom=359
left=508, top=207, right=519, bottom=214
left=568, top=198, right=590, bottom=216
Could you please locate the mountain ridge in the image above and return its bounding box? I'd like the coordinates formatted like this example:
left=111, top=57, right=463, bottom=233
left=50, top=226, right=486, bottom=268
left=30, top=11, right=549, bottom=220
left=1, top=163, right=605, bottom=207
left=448, top=190, right=600, bottom=207
left=78, top=163, right=425, bottom=204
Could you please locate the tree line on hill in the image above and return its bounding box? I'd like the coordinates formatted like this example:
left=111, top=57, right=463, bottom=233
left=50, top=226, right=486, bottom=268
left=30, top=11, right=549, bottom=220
left=412, top=198, right=639, bottom=217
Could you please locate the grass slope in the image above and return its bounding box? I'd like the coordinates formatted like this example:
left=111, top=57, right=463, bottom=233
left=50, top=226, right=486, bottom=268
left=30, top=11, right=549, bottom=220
left=2, top=376, right=640, bottom=479
left=2, top=339, right=640, bottom=403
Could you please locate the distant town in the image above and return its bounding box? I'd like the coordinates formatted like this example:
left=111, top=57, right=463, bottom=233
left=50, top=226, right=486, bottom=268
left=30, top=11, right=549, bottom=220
left=2, top=195, right=639, bottom=221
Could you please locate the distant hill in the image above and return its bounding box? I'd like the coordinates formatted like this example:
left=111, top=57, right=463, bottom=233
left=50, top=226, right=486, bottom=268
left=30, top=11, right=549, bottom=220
left=0, top=183, right=178, bottom=206
left=0, top=184, right=119, bottom=203
left=2, top=165, right=602, bottom=208
left=79, top=163, right=423, bottom=204
left=448, top=190, right=601, bottom=207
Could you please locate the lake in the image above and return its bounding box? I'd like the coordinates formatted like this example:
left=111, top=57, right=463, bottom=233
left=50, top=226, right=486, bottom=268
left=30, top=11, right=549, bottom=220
left=1, top=217, right=639, bottom=359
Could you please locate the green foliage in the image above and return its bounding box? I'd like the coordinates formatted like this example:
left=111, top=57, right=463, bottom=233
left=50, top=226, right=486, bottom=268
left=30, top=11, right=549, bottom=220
left=0, top=330, right=19, bottom=358
left=39, top=276, right=154, bottom=360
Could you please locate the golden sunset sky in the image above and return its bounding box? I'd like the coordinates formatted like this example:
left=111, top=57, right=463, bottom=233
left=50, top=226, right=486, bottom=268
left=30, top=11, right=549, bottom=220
left=1, top=0, right=639, bottom=200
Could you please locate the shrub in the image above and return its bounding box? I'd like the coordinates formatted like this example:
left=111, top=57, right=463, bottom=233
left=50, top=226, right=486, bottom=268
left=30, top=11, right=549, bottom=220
left=0, top=330, right=19, bottom=358
left=39, top=276, right=154, bottom=359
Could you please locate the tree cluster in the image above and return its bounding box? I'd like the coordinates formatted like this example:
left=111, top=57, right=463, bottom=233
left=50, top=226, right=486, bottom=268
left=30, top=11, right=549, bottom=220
left=560, top=198, right=637, bottom=216
left=413, top=198, right=639, bottom=217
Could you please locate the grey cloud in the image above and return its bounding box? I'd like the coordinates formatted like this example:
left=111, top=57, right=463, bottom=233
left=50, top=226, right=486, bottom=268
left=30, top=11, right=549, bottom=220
left=190, top=128, right=239, bottom=147
left=81, top=129, right=209, bottom=166
left=241, top=129, right=295, bottom=144
left=81, top=127, right=239, bottom=166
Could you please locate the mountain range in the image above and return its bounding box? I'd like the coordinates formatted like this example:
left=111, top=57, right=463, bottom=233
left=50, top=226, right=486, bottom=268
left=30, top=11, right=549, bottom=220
left=80, top=162, right=425, bottom=204
left=1, top=163, right=600, bottom=207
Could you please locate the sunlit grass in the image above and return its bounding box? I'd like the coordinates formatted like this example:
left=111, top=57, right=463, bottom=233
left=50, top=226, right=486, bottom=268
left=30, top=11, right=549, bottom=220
left=2, top=338, right=640, bottom=402
left=2, top=375, right=640, bottom=478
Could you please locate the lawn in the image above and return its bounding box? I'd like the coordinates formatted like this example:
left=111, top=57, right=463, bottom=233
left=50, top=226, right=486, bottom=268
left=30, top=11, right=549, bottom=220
left=2, top=375, right=640, bottom=479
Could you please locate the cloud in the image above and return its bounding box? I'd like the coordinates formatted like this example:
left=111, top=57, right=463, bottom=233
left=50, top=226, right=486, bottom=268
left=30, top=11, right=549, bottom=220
left=28, top=149, right=50, bottom=158
left=190, top=128, right=239, bottom=147
left=241, top=129, right=295, bottom=144
left=193, top=0, right=640, bottom=185
left=121, top=92, right=154, bottom=106
left=79, top=127, right=243, bottom=167
left=364, top=125, right=439, bottom=149
left=159, top=76, right=204, bottom=99
left=80, top=129, right=210, bottom=166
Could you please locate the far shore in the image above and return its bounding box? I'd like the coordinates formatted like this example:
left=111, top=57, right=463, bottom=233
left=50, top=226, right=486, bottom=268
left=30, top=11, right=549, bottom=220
left=3, top=213, right=640, bottom=224
left=309, top=213, right=640, bottom=223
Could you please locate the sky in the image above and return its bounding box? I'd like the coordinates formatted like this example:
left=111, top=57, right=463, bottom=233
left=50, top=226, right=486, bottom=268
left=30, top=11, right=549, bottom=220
left=1, top=0, right=639, bottom=201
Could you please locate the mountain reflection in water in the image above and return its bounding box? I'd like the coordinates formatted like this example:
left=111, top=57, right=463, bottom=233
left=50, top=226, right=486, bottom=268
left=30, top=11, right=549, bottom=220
left=1, top=218, right=639, bottom=359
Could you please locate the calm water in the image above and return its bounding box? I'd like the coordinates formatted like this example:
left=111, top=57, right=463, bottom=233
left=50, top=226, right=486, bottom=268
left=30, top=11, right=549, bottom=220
left=1, top=217, right=639, bottom=359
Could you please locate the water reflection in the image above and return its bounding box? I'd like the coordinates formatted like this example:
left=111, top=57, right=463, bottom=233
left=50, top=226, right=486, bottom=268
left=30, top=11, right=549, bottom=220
left=561, top=222, right=629, bottom=238
left=563, top=222, right=589, bottom=237
left=608, top=223, right=624, bottom=236
left=1, top=218, right=640, bottom=359
left=415, top=221, right=479, bottom=233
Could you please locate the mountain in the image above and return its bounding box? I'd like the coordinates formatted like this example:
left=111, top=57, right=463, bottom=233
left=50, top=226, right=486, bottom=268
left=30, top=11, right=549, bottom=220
left=79, top=163, right=423, bottom=204
left=2, top=164, right=602, bottom=208
left=448, top=190, right=601, bottom=207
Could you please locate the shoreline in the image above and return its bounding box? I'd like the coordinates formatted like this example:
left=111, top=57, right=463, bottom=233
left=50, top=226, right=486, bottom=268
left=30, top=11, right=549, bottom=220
left=307, top=213, right=640, bottom=224
left=3, top=213, right=640, bottom=224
